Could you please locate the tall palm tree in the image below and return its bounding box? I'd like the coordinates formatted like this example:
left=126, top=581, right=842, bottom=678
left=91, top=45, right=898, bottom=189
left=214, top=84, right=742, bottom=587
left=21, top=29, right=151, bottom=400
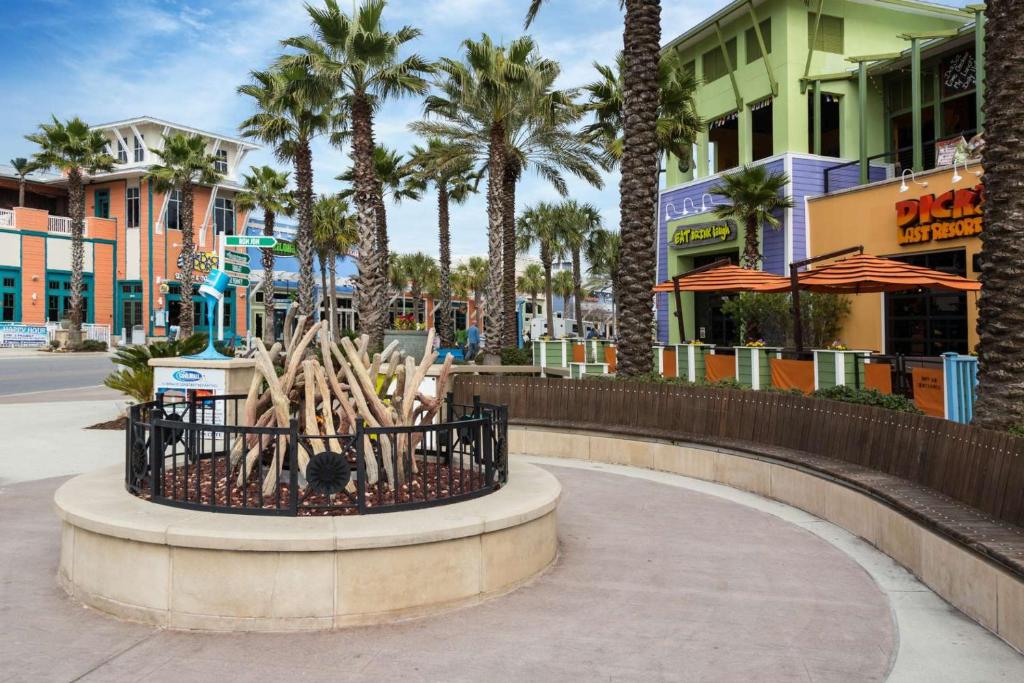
left=9, top=157, right=39, bottom=207
left=388, top=252, right=409, bottom=323
left=25, top=117, right=114, bottom=344
left=313, top=194, right=357, bottom=339
left=551, top=269, right=575, bottom=322
left=516, top=202, right=564, bottom=338
left=238, top=64, right=334, bottom=320
left=399, top=252, right=440, bottom=325
left=712, top=165, right=793, bottom=269
left=974, top=0, right=1024, bottom=430
left=517, top=263, right=545, bottom=325
left=525, top=0, right=664, bottom=377
left=453, top=256, right=489, bottom=331
left=144, top=133, right=222, bottom=338
left=284, top=0, right=432, bottom=351
left=557, top=200, right=603, bottom=333
left=235, top=165, right=292, bottom=344
left=405, top=138, right=481, bottom=348
left=585, top=227, right=622, bottom=334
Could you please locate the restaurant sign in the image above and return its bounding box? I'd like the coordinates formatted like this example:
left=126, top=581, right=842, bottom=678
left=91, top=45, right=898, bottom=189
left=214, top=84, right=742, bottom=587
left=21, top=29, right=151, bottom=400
left=896, top=184, right=984, bottom=246
left=669, top=220, right=737, bottom=249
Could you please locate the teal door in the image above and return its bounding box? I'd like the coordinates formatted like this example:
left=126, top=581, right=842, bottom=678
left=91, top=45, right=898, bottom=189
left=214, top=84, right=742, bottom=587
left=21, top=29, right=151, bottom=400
left=94, top=189, right=110, bottom=219
left=118, top=281, right=144, bottom=332
left=0, top=268, right=20, bottom=322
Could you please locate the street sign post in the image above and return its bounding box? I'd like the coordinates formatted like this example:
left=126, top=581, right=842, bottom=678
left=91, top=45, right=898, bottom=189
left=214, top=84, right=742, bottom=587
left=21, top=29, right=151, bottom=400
left=222, top=262, right=251, bottom=275
left=223, top=250, right=250, bottom=264
left=228, top=276, right=249, bottom=287
left=225, top=235, right=277, bottom=248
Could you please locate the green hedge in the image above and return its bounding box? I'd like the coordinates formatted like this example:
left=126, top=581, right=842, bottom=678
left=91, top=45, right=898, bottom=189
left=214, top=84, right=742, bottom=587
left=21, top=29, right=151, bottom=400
left=811, top=385, right=922, bottom=414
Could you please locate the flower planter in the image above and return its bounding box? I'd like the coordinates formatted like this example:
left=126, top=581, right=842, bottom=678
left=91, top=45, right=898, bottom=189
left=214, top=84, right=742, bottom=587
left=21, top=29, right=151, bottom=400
left=675, top=344, right=715, bottom=383
left=653, top=345, right=677, bottom=378
left=569, top=362, right=609, bottom=379
left=734, top=346, right=783, bottom=389
left=383, top=329, right=429, bottom=365
left=532, top=339, right=571, bottom=369
left=813, top=349, right=870, bottom=390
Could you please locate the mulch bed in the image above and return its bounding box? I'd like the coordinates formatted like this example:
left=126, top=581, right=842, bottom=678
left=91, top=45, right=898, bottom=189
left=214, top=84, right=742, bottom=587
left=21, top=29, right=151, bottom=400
left=87, top=416, right=128, bottom=430
left=138, top=457, right=492, bottom=516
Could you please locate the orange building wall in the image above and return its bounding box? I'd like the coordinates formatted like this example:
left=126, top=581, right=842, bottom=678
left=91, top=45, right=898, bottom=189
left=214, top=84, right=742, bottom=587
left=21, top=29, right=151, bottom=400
left=807, top=166, right=983, bottom=353
left=20, top=235, right=46, bottom=324
left=93, top=242, right=115, bottom=329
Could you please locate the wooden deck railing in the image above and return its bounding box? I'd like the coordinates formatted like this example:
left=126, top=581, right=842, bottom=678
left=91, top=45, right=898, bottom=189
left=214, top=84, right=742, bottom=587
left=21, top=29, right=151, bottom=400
left=452, top=375, right=1024, bottom=527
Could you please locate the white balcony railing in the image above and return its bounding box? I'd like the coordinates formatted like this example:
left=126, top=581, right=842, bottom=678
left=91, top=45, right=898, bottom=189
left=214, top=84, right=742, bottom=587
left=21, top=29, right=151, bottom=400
left=0, top=208, right=13, bottom=228
left=48, top=215, right=80, bottom=236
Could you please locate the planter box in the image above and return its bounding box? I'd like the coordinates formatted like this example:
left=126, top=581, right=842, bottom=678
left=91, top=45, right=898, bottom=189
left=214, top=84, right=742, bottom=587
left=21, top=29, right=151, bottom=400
left=674, top=344, right=715, bottom=383
left=813, top=350, right=870, bottom=390
left=569, top=362, right=609, bottom=379
left=734, top=346, right=783, bottom=389
left=532, top=339, right=570, bottom=369
left=653, top=345, right=677, bottom=378
left=384, top=330, right=429, bottom=365
left=580, top=339, right=616, bottom=364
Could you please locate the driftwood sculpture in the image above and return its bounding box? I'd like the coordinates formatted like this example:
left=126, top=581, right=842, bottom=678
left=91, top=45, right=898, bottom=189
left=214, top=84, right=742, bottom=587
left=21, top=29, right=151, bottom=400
left=229, top=316, right=454, bottom=497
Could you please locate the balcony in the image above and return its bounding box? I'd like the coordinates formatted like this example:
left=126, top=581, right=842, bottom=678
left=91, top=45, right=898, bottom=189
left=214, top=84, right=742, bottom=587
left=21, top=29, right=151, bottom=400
left=48, top=215, right=76, bottom=235
left=0, top=208, right=13, bottom=228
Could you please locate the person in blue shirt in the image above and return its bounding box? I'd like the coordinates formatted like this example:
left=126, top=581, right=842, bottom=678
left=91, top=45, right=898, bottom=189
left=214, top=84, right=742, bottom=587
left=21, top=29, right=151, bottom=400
left=466, top=317, right=481, bottom=362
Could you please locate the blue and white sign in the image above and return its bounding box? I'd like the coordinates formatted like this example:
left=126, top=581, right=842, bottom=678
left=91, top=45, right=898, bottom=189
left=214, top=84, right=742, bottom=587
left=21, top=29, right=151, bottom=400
left=0, top=323, right=49, bottom=348
left=153, top=365, right=228, bottom=425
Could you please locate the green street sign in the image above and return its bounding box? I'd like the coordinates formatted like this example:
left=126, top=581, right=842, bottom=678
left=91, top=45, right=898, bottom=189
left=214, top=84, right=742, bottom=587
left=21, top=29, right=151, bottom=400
left=225, top=235, right=276, bottom=248
left=223, top=250, right=250, bottom=264
left=222, top=262, right=251, bottom=275
left=228, top=275, right=250, bottom=287
left=272, top=240, right=297, bottom=257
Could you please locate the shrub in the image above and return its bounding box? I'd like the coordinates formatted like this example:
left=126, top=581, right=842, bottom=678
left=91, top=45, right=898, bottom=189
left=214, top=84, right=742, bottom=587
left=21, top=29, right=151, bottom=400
left=104, top=334, right=208, bottom=403
left=48, top=339, right=61, bottom=351
left=500, top=346, right=532, bottom=366
left=1010, top=424, right=1024, bottom=438
left=722, top=292, right=851, bottom=347
left=811, top=385, right=922, bottom=414
left=70, top=339, right=108, bottom=352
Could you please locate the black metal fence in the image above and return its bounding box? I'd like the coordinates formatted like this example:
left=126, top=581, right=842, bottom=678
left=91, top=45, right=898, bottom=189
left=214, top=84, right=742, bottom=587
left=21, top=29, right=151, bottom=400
left=126, top=393, right=508, bottom=516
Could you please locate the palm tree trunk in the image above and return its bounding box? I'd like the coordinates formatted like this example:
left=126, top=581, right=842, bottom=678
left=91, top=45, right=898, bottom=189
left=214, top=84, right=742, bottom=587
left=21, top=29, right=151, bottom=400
left=18, top=179, right=26, bottom=208
left=351, top=93, right=385, bottom=351
left=318, top=252, right=328, bottom=324
left=572, top=247, right=583, bottom=335
left=974, top=0, right=1024, bottom=430
left=67, top=169, right=85, bottom=345
left=501, top=162, right=518, bottom=349
left=484, top=123, right=506, bottom=354
left=743, top=215, right=760, bottom=269
left=294, top=139, right=316, bottom=321
left=180, top=180, right=195, bottom=338
left=329, top=257, right=338, bottom=340
left=261, top=209, right=276, bottom=345
left=542, top=247, right=555, bottom=339
left=437, top=185, right=455, bottom=348
left=373, top=182, right=390, bottom=343
left=616, top=0, right=662, bottom=376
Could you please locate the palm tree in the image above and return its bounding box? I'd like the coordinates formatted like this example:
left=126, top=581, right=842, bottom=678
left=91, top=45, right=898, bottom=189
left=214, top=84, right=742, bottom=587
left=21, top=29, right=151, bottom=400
left=405, top=138, right=481, bottom=348
left=517, top=263, right=545, bottom=325
left=284, top=0, right=432, bottom=351
left=9, top=157, right=39, bottom=207
left=712, top=165, right=794, bottom=269
left=585, top=227, right=622, bottom=334
left=517, top=202, right=564, bottom=338
left=974, top=0, right=1024, bottom=430
left=238, top=64, right=334, bottom=320
left=25, top=117, right=114, bottom=344
left=551, top=269, right=575, bottom=324
left=525, top=0, right=664, bottom=377
left=453, top=256, right=489, bottom=331
left=557, top=200, right=603, bottom=333
left=399, top=252, right=440, bottom=325
left=144, top=133, right=222, bottom=337
left=313, top=194, right=356, bottom=338
left=235, top=165, right=292, bottom=344
left=388, top=252, right=409, bottom=323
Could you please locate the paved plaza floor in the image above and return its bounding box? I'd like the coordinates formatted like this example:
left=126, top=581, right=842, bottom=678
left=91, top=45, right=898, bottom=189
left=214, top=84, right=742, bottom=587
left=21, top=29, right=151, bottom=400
left=0, top=398, right=1022, bottom=681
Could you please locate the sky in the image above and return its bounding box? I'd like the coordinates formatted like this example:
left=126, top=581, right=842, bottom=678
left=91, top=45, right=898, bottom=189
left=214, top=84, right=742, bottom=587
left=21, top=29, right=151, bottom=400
left=0, top=0, right=734, bottom=260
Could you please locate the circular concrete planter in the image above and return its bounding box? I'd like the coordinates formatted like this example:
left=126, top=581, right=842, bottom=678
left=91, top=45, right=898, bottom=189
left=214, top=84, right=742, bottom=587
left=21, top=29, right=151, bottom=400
left=383, top=329, right=429, bottom=364
left=54, top=460, right=560, bottom=632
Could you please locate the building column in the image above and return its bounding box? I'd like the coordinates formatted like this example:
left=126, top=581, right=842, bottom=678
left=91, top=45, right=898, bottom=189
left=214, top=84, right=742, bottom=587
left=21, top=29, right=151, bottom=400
left=974, top=6, right=985, bottom=129
left=911, top=37, right=923, bottom=171
left=813, top=80, right=822, bottom=155
left=697, top=129, right=710, bottom=178
left=858, top=63, right=868, bottom=183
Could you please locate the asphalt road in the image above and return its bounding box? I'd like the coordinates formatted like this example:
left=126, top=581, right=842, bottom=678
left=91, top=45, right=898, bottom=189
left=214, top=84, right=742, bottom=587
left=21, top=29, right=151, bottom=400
left=0, top=352, right=115, bottom=397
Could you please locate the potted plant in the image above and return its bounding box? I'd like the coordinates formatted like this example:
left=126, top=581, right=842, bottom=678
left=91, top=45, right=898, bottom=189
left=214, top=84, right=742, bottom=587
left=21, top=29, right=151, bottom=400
left=383, top=313, right=430, bottom=364
left=813, top=341, right=871, bottom=390
left=675, top=339, right=715, bottom=383
left=734, top=339, right=783, bottom=389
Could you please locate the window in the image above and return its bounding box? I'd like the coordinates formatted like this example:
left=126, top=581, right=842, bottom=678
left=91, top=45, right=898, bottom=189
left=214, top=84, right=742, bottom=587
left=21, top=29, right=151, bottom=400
left=702, top=38, right=736, bottom=83
left=214, top=197, right=235, bottom=235
left=94, top=189, right=110, bottom=219
left=750, top=99, right=774, bottom=161
left=133, top=136, right=144, bottom=163
left=120, top=282, right=144, bottom=332
left=808, top=14, right=844, bottom=54
left=166, top=189, right=181, bottom=230
left=682, top=60, right=696, bottom=79
left=45, top=273, right=93, bottom=323
left=808, top=92, right=841, bottom=157
left=746, top=19, right=771, bottom=63
left=116, top=140, right=128, bottom=164
left=886, top=250, right=968, bottom=355
left=214, top=149, right=229, bottom=174
left=126, top=187, right=140, bottom=228
left=708, top=111, right=739, bottom=172
left=0, top=269, right=18, bottom=322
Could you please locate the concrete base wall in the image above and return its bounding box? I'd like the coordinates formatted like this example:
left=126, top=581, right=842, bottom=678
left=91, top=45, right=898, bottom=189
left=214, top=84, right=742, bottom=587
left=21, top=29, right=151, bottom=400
left=510, top=425, right=1024, bottom=654
left=55, top=460, right=560, bottom=632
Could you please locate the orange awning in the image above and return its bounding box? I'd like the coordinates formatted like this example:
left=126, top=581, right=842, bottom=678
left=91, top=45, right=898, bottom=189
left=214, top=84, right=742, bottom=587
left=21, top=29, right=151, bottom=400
left=755, top=254, right=982, bottom=294
left=653, top=264, right=789, bottom=293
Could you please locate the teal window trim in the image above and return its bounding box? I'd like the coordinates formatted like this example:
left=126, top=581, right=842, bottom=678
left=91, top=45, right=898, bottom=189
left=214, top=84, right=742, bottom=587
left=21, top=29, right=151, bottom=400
left=115, top=280, right=144, bottom=331
left=44, top=270, right=95, bottom=324
left=94, top=189, right=110, bottom=219
left=165, top=286, right=237, bottom=335
left=0, top=266, right=21, bottom=323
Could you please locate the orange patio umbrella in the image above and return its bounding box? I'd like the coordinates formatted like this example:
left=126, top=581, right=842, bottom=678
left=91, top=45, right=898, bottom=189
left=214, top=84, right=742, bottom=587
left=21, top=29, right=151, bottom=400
left=652, top=261, right=790, bottom=341
left=755, top=253, right=982, bottom=294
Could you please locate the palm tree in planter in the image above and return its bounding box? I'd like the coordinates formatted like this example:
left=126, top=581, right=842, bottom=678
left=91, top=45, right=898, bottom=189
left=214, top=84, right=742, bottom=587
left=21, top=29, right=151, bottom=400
left=551, top=269, right=576, bottom=327
left=239, top=64, right=334, bottom=321
left=517, top=263, right=545, bottom=326
left=313, top=194, right=357, bottom=338
left=712, top=165, right=793, bottom=270
left=585, top=227, right=622, bottom=334
left=9, top=157, right=40, bottom=207
left=453, top=256, right=489, bottom=333
left=144, top=133, right=222, bottom=338
left=235, top=165, right=292, bottom=344
left=284, top=0, right=433, bottom=351
left=974, top=0, right=1024, bottom=431
left=516, top=202, right=564, bottom=340
left=557, top=200, right=603, bottom=335
left=405, top=138, right=481, bottom=348
left=525, top=0, right=665, bottom=377
left=399, top=252, right=440, bottom=328
left=25, top=117, right=114, bottom=344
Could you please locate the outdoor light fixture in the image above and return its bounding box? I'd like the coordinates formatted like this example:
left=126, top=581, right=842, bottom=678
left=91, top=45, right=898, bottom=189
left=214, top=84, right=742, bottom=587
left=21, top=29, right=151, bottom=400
left=899, top=169, right=928, bottom=193
left=680, top=198, right=698, bottom=216
left=699, top=193, right=717, bottom=213
left=951, top=160, right=963, bottom=184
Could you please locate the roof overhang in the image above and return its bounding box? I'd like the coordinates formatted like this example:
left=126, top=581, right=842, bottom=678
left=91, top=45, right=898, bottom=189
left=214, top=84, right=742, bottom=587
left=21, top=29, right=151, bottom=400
left=92, top=116, right=259, bottom=151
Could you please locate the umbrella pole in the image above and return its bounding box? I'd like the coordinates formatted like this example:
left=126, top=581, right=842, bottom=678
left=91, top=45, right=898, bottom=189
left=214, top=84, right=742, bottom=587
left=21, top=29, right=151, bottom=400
left=672, top=275, right=686, bottom=342
left=790, top=264, right=804, bottom=352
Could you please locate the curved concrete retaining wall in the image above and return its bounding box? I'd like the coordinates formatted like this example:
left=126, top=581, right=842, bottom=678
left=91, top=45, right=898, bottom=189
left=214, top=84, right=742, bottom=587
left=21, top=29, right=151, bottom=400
left=510, top=425, right=1024, bottom=654
left=55, top=460, right=560, bottom=632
